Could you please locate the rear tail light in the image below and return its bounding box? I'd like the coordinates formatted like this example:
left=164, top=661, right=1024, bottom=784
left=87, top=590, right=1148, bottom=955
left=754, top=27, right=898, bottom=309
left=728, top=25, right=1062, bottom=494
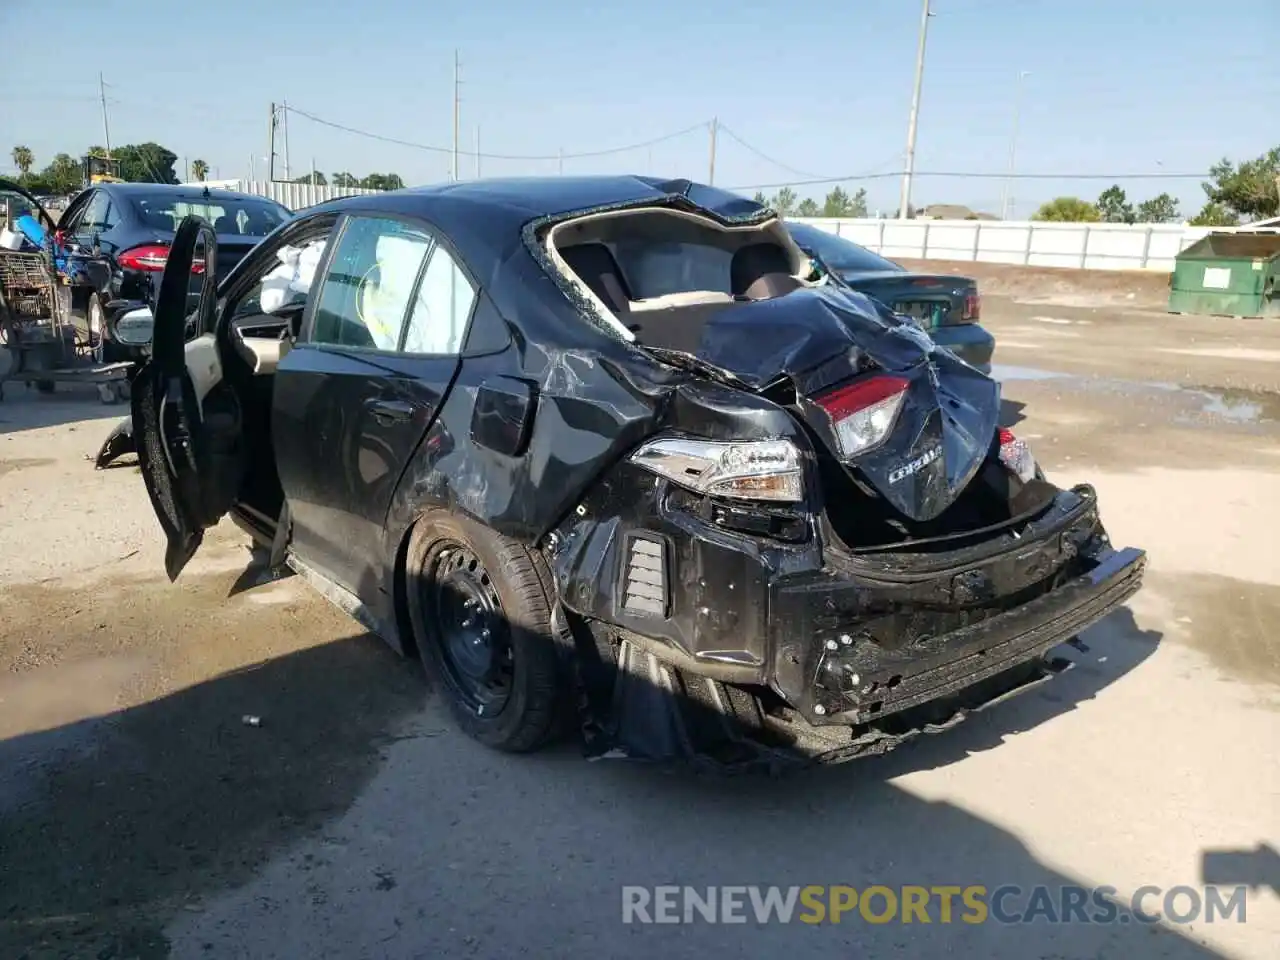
left=815, top=375, right=909, bottom=458
left=118, top=243, right=205, bottom=274
left=997, top=427, right=1037, bottom=482
left=962, top=289, right=981, bottom=321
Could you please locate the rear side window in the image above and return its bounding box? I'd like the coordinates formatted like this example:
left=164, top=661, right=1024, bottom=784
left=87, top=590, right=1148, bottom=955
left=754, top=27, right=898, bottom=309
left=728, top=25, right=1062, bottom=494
left=311, top=217, right=432, bottom=351
left=402, top=245, right=476, bottom=354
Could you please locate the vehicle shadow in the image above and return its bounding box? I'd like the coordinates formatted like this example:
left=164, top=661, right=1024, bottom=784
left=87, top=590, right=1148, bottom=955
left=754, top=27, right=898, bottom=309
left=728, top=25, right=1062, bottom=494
left=1, top=571, right=1197, bottom=959
left=999, top=397, right=1028, bottom=428
left=0, top=385, right=127, bottom=436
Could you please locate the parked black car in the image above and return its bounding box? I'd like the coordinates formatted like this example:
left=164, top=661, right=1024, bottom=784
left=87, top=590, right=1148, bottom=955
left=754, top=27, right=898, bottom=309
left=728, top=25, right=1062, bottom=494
left=786, top=221, right=995, bottom=374
left=127, top=176, right=1144, bottom=768
left=56, top=182, right=290, bottom=360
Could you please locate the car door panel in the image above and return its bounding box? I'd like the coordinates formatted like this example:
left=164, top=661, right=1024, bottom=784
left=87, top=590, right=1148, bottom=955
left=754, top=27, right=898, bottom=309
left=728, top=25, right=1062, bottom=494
left=272, top=214, right=468, bottom=601
left=130, top=216, right=229, bottom=580
left=273, top=346, right=459, bottom=597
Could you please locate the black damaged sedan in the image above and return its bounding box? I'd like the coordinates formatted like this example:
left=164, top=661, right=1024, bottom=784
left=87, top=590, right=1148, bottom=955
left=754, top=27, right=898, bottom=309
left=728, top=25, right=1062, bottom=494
left=129, top=176, right=1145, bottom=768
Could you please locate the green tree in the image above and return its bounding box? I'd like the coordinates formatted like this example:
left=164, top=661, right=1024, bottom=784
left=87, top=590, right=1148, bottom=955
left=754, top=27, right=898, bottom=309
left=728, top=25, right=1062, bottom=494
left=1096, top=185, right=1135, bottom=223
left=11, top=145, right=34, bottom=176
left=360, top=172, right=405, bottom=191
left=293, top=171, right=327, bottom=185
left=113, top=142, right=179, bottom=183
left=820, top=186, right=870, bottom=218
left=1188, top=201, right=1239, bottom=227
left=752, top=190, right=767, bottom=205
left=1135, top=193, right=1180, bottom=223
left=191, top=158, right=210, bottom=181
left=1032, top=197, right=1101, bottom=222
left=41, top=154, right=83, bottom=194
left=795, top=198, right=820, bottom=217
left=769, top=187, right=797, bottom=216
left=821, top=187, right=852, bottom=217
left=1201, top=147, right=1279, bottom=222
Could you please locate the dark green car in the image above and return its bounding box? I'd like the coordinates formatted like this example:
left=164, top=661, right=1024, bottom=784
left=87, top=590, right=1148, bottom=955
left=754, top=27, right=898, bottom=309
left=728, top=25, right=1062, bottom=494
left=787, top=222, right=994, bottom=374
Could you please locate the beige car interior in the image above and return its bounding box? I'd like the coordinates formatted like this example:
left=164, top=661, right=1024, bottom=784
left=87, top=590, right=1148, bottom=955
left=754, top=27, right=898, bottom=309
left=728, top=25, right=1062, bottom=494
left=545, top=207, right=818, bottom=345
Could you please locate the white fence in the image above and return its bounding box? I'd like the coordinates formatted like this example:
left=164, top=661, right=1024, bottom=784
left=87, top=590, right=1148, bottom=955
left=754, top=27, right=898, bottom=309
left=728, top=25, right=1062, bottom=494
left=790, top=218, right=1251, bottom=273
left=199, top=179, right=384, bottom=210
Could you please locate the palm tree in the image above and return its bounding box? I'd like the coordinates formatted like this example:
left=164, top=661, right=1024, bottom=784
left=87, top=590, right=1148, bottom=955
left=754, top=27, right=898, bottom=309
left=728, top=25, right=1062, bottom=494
left=191, top=158, right=209, bottom=182
left=11, top=145, right=34, bottom=176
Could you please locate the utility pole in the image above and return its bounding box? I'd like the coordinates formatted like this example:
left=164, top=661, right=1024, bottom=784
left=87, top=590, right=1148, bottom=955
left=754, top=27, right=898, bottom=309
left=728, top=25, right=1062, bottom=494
left=268, top=102, right=277, bottom=182
left=98, top=72, right=112, bottom=157
left=898, top=0, right=933, bottom=219
left=708, top=117, right=718, bottom=185
left=281, top=100, right=291, bottom=181
left=1000, top=71, right=1030, bottom=221
left=452, top=49, right=461, bottom=181
left=558, top=148, right=564, bottom=175
left=474, top=126, right=481, bottom=179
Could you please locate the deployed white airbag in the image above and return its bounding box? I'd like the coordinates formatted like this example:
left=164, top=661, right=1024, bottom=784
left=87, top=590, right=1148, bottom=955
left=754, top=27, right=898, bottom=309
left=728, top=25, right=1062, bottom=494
left=259, top=238, right=327, bottom=314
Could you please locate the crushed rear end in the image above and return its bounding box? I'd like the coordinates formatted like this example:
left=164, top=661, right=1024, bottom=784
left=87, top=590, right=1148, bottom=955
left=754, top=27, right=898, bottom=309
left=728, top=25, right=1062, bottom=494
left=547, top=279, right=1145, bottom=770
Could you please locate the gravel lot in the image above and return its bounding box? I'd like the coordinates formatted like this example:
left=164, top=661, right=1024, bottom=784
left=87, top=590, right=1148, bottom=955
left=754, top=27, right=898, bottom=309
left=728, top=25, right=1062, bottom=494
left=1, top=290, right=1277, bottom=959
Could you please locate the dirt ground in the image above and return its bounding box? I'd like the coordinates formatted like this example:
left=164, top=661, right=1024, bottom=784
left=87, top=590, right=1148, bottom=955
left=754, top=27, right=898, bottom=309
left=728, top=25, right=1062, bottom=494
left=1, top=293, right=1277, bottom=959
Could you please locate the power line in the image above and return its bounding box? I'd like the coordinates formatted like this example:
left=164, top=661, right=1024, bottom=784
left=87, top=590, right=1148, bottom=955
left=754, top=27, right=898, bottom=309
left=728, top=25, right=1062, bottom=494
left=715, top=125, right=828, bottom=181
left=730, top=170, right=1211, bottom=191
left=282, top=104, right=707, bottom=162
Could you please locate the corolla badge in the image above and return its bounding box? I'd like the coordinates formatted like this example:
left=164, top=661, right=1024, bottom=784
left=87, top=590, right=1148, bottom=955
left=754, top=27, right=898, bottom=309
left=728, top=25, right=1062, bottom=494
left=888, top=445, right=942, bottom=483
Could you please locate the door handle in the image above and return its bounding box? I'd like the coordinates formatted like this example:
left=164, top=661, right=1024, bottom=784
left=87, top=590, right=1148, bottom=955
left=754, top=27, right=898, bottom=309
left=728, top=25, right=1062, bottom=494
left=365, top=398, right=415, bottom=424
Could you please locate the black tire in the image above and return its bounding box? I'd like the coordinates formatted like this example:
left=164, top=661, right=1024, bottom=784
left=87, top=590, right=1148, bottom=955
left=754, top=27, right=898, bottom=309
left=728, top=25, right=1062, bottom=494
left=36, top=379, right=55, bottom=394
left=405, top=511, right=565, bottom=752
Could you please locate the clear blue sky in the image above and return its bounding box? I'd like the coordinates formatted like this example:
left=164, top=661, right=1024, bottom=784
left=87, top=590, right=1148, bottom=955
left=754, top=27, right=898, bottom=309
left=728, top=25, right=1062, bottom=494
left=3, top=0, right=1275, bottom=217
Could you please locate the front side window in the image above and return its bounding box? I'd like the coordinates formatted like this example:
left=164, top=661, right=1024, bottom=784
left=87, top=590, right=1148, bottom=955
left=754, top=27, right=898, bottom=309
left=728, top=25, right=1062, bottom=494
left=311, top=217, right=431, bottom=351
left=402, top=244, right=477, bottom=354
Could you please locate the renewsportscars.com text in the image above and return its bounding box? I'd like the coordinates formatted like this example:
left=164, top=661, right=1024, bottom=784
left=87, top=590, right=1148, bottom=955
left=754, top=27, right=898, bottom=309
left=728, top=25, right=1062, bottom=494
left=621, top=884, right=1250, bottom=925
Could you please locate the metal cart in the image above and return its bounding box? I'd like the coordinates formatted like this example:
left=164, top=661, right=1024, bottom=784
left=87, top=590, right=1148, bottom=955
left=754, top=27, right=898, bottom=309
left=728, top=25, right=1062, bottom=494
left=0, top=180, right=132, bottom=404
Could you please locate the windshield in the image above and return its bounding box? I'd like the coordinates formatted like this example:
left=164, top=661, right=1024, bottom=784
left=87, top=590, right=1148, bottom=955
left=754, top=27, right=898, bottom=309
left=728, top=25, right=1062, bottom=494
left=129, top=192, right=290, bottom=238
left=785, top=222, right=902, bottom=274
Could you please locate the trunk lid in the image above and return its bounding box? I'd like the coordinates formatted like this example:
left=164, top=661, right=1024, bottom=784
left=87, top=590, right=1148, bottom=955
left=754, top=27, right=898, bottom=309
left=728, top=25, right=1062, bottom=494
left=656, top=285, right=999, bottom=522
left=839, top=271, right=978, bottom=329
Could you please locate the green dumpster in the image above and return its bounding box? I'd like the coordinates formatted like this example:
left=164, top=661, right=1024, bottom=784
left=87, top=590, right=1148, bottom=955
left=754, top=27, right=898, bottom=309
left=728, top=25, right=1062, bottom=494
left=1168, top=232, right=1280, bottom=318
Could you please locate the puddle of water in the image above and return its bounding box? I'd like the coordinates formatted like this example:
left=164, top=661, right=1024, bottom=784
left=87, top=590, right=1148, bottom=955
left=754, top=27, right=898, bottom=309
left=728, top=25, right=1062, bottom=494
left=1197, top=394, right=1264, bottom=423
left=990, top=364, right=1070, bottom=382
left=992, top=365, right=1280, bottom=425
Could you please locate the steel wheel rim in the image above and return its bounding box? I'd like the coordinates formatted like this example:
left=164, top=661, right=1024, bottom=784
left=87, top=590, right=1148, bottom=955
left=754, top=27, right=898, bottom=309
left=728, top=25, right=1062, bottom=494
left=89, top=297, right=104, bottom=362
left=426, top=542, right=514, bottom=714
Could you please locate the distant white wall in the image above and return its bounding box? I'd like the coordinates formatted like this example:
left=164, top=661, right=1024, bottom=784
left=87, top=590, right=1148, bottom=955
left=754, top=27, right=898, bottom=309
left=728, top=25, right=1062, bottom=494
left=790, top=218, right=1252, bottom=272
left=212, top=179, right=384, bottom=210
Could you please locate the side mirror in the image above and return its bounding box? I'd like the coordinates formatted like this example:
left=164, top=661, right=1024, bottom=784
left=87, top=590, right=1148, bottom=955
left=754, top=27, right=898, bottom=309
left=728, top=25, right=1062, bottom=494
left=107, top=303, right=155, bottom=346
left=82, top=260, right=112, bottom=293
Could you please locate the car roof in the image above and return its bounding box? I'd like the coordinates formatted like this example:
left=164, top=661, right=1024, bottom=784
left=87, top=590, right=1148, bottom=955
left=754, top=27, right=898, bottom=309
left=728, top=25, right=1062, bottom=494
left=331, top=175, right=762, bottom=218
left=312, top=175, right=767, bottom=239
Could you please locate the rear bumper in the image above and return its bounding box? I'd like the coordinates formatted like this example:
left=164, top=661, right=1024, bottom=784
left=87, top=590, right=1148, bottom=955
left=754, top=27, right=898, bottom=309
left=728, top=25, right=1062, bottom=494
left=770, top=543, right=1146, bottom=725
